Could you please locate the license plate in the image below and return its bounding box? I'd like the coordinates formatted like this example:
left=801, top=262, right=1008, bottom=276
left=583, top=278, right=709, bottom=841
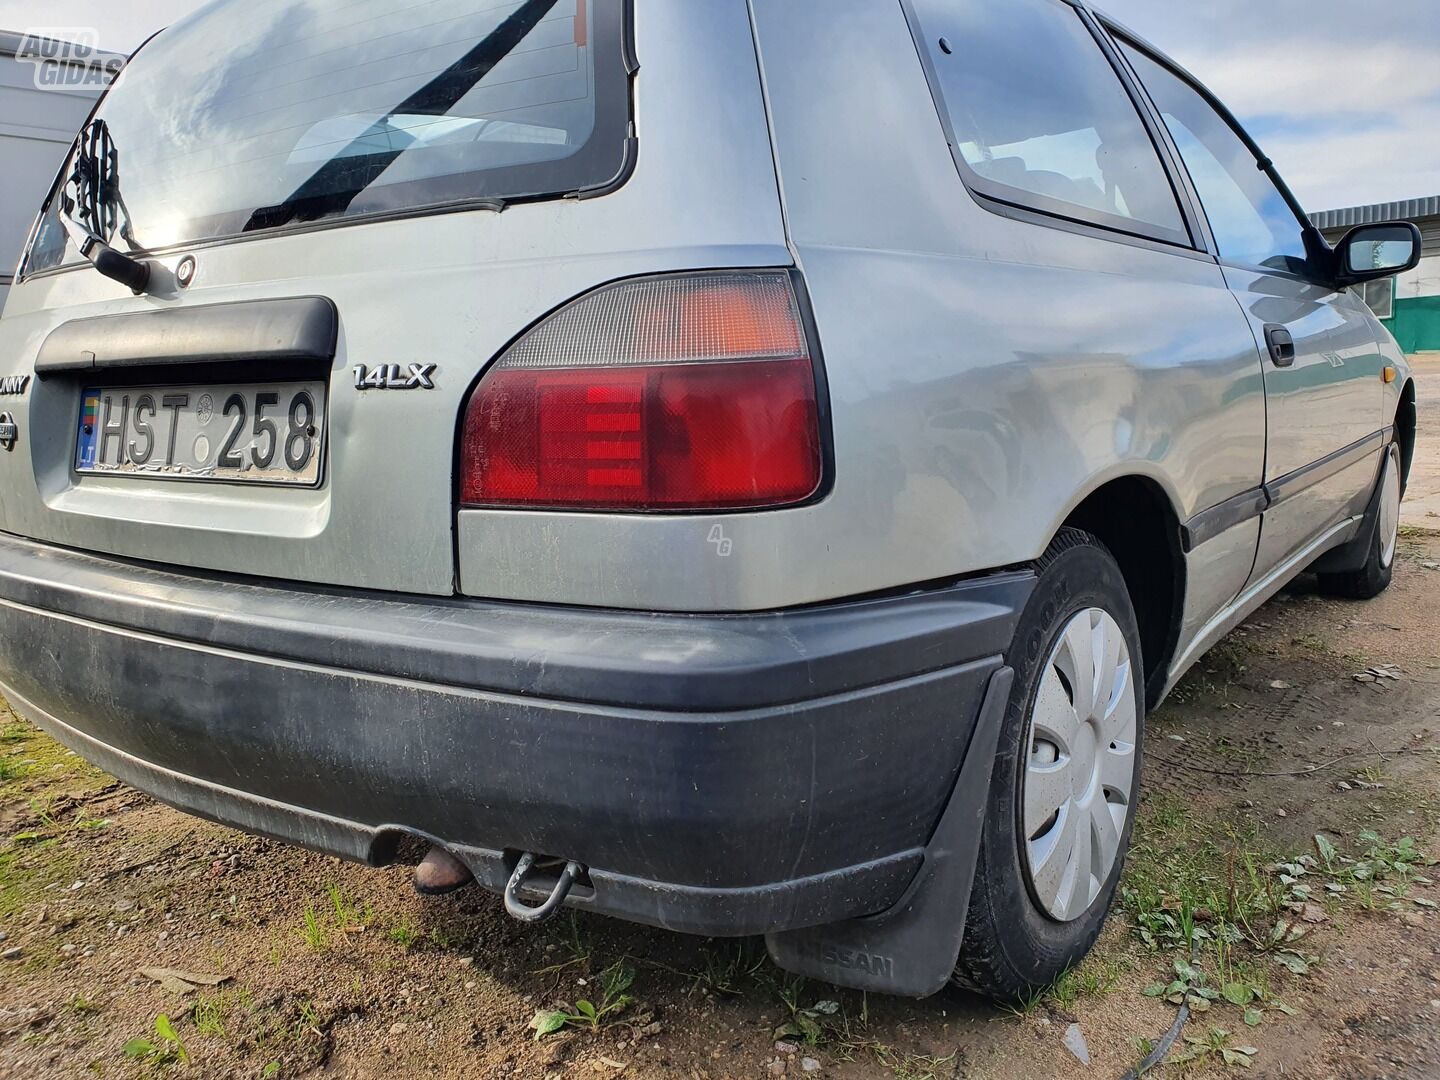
left=75, top=382, right=326, bottom=486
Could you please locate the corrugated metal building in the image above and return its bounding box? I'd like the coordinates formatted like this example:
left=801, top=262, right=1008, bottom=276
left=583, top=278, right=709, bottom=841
left=1313, top=196, right=1440, bottom=356
left=0, top=31, right=122, bottom=312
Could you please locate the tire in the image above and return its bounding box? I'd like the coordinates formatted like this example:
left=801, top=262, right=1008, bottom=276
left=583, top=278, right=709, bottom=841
left=954, top=528, right=1145, bottom=1002
left=1316, top=443, right=1401, bottom=601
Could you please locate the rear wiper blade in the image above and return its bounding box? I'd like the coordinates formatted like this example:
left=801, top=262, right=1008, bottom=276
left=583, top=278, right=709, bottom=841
left=245, top=0, right=558, bottom=233
left=59, top=119, right=152, bottom=294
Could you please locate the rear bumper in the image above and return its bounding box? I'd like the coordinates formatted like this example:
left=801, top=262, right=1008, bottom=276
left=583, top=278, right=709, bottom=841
left=0, top=531, right=1031, bottom=936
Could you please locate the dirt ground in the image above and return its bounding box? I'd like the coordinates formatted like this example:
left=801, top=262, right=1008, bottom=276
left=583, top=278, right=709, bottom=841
left=6, top=475, right=1440, bottom=1078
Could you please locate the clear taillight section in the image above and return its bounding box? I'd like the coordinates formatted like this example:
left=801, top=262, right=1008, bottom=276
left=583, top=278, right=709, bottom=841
left=459, top=272, right=823, bottom=511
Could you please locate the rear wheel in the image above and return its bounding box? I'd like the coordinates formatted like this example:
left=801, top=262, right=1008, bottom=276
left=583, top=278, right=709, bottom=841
left=955, top=529, right=1144, bottom=1002
left=1317, top=443, right=1401, bottom=600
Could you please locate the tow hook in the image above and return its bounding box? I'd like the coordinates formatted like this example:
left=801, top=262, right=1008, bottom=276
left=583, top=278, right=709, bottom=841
left=504, top=852, right=585, bottom=924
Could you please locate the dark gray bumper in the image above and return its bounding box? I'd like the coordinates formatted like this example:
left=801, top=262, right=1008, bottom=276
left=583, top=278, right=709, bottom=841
left=0, top=531, right=1031, bottom=937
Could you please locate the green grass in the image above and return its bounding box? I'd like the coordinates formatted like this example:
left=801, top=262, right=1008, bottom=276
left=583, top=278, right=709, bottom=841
left=292, top=885, right=375, bottom=951
left=326, top=883, right=369, bottom=929
left=691, top=939, right=769, bottom=996
left=0, top=722, right=106, bottom=798
left=12, top=730, right=101, bottom=779
left=250, top=995, right=332, bottom=1071
left=298, top=905, right=328, bottom=951
left=172, top=988, right=330, bottom=1073
left=193, top=993, right=227, bottom=1038
left=1208, top=735, right=1274, bottom=773
left=426, top=924, right=461, bottom=949
left=1046, top=948, right=1136, bottom=1009
left=295, top=999, right=321, bottom=1030
left=762, top=991, right=964, bottom=1080
left=1121, top=792, right=1283, bottom=944
left=0, top=841, right=82, bottom=920
left=872, top=1047, right=958, bottom=1080
left=1350, top=773, right=1440, bottom=833
left=385, top=917, right=419, bottom=948
left=1165, top=636, right=1254, bottom=706
left=531, top=913, right=598, bottom=976
left=1120, top=791, right=1437, bottom=1033
left=1118, top=793, right=1299, bottom=1025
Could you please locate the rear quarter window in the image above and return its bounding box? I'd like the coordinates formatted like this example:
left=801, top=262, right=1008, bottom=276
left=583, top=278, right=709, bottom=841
left=905, top=0, right=1189, bottom=247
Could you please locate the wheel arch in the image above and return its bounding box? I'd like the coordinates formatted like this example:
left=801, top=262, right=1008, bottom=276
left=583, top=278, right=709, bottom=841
left=1056, top=473, right=1187, bottom=710
left=1397, top=378, right=1417, bottom=496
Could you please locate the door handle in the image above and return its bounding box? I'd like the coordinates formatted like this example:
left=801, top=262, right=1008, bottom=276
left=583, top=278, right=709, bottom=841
left=1264, top=324, right=1296, bottom=368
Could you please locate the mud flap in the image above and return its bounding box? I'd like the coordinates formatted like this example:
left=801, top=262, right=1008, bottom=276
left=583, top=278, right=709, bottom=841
left=765, top=666, right=1014, bottom=997
left=1310, top=440, right=1392, bottom=574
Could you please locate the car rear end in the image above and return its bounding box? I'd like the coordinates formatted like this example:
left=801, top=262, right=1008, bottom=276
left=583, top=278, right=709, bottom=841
left=1, top=0, right=793, bottom=596
left=0, top=0, right=1028, bottom=989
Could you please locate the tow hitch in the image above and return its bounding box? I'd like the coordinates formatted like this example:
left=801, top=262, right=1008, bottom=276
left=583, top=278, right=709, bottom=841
left=503, top=852, right=586, bottom=924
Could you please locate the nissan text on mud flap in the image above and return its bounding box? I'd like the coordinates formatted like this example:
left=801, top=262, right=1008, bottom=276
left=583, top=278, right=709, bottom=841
left=0, top=0, right=1419, bottom=1001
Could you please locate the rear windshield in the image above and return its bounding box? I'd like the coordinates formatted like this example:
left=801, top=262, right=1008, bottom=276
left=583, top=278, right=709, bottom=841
left=25, top=0, right=630, bottom=275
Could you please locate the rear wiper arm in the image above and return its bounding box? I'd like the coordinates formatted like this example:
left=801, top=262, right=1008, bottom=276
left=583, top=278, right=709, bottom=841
left=59, top=119, right=153, bottom=295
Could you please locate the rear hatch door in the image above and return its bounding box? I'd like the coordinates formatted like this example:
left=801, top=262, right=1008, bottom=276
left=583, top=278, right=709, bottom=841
left=0, top=0, right=788, bottom=595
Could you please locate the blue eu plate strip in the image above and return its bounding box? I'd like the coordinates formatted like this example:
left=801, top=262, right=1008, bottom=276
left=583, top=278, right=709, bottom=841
left=76, top=390, right=100, bottom=469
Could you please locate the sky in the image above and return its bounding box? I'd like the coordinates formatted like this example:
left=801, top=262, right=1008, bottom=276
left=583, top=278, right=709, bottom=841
left=1, top=0, right=1436, bottom=213
left=1098, top=0, right=1440, bottom=211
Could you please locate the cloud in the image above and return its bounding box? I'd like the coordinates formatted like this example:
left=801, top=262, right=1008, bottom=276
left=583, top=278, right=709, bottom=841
left=1099, top=0, right=1440, bottom=210
left=1192, top=44, right=1440, bottom=119
left=1261, top=102, right=1440, bottom=211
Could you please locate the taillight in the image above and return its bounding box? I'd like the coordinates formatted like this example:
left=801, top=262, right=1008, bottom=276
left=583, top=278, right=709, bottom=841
left=460, top=271, right=824, bottom=511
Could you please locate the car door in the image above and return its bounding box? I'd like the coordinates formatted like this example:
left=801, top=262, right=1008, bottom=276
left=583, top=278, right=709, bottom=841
left=1114, top=39, right=1384, bottom=586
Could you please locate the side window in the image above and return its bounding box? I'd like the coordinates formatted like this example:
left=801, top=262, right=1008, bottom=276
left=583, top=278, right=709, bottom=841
left=1118, top=43, right=1311, bottom=275
left=910, top=0, right=1188, bottom=245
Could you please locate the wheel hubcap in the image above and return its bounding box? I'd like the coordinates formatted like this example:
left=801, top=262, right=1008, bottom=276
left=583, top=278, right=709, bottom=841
left=1379, top=445, right=1401, bottom=570
left=1022, top=608, right=1138, bottom=922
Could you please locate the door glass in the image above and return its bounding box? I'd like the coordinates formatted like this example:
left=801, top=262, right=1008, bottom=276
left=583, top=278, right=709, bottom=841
left=911, top=0, right=1187, bottom=244
left=1119, top=43, right=1310, bottom=275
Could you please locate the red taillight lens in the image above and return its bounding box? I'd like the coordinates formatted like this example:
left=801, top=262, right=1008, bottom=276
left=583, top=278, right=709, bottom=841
left=460, top=273, right=823, bottom=511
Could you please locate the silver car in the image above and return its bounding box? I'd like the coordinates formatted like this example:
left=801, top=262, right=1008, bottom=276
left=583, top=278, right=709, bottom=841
left=0, top=0, right=1419, bottom=1001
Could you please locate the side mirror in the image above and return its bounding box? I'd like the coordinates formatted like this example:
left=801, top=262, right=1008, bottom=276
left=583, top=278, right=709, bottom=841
left=1335, top=221, right=1422, bottom=286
